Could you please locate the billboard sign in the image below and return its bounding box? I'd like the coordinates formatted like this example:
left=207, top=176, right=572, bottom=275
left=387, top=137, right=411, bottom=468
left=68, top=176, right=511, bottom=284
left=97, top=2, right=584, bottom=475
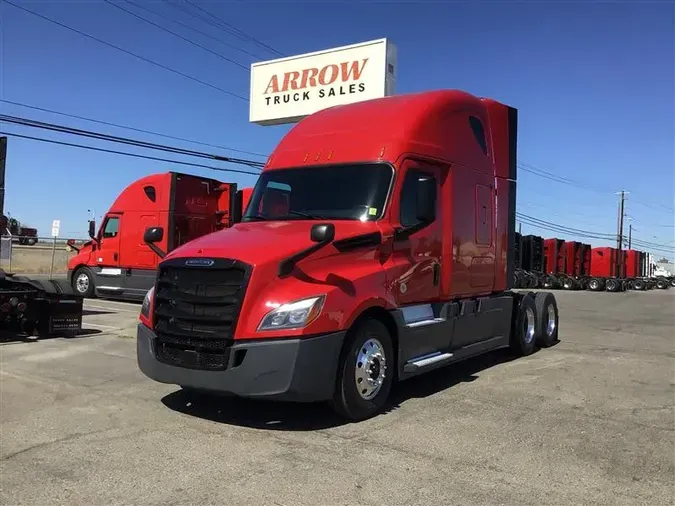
left=250, top=38, right=397, bottom=126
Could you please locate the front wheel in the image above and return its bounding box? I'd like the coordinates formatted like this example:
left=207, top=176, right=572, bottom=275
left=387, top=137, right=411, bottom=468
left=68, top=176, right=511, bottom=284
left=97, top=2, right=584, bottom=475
left=72, top=267, right=96, bottom=298
left=331, top=319, right=394, bottom=422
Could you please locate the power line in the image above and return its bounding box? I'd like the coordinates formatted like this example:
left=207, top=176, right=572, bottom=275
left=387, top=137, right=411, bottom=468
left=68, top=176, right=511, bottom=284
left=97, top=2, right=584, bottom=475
left=516, top=213, right=615, bottom=239
left=0, top=114, right=264, bottom=168
left=3, top=0, right=248, bottom=101
left=120, top=0, right=266, bottom=60
left=0, top=131, right=261, bottom=177
left=517, top=213, right=675, bottom=253
left=180, top=0, right=284, bottom=57
left=0, top=99, right=267, bottom=158
left=102, top=0, right=250, bottom=71
left=516, top=160, right=673, bottom=214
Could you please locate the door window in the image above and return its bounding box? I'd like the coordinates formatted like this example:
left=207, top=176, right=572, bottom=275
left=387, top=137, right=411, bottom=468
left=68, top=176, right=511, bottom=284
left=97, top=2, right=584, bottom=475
left=102, top=217, right=120, bottom=238
left=399, top=169, right=437, bottom=228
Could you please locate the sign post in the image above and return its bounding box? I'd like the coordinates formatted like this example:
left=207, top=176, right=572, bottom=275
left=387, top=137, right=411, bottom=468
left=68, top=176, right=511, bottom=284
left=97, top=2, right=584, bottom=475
left=50, top=219, right=60, bottom=279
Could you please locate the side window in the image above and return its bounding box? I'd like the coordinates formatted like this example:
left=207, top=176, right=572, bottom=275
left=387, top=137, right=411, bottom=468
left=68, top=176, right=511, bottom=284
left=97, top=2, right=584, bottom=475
left=143, top=185, right=157, bottom=202
left=399, top=169, right=436, bottom=228
left=469, top=116, right=488, bottom=155
left=102, top=217, right=119, bottom=238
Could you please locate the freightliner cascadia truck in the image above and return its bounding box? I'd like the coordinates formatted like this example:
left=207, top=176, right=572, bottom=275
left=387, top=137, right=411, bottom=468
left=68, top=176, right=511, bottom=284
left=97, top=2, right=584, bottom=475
left=136, top=90, right=561, bottom=421
left=66, top=172, right=252, bottom=301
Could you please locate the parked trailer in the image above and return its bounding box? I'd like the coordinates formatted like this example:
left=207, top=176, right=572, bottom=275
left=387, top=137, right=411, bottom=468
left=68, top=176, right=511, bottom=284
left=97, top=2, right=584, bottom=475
left=513, top=233, right=546, bottom=288
left=136, top=89, right=562, bottom=421
left=0, top=270, right=83, bottom=339
left=542, top=238, right=572, bottom=289
left=562, top=240, right=591, bottom=290
left=587, top=247, right=627, bottom=292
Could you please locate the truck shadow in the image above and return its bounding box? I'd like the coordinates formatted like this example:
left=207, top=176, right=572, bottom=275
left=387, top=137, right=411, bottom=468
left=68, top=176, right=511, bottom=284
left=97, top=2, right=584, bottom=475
left=0, top=327, right=102, bottom=345
left=160, top=348, right=519, bottom=431
left=82, top=309, right=116, bottom=316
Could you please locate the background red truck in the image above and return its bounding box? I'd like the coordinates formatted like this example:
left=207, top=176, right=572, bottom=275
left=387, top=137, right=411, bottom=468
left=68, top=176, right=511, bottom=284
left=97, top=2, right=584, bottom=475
left=136, top=89, right=561, bottom=421
left=67, top=171, right=252, bottom=301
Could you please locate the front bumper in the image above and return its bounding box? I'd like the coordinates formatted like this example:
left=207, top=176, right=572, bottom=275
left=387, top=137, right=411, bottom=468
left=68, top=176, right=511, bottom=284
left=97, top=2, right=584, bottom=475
left=136, top=323, right=346, bottom=402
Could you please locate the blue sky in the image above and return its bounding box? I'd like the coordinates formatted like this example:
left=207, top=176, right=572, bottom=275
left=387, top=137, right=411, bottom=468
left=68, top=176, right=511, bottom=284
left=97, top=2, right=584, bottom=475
left=1, top=0, right=673, bottom=258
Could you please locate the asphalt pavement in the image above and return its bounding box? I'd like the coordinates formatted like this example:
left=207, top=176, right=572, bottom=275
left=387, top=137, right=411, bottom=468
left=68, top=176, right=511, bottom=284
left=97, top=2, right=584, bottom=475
left=1, top=290, right=673, bottom=505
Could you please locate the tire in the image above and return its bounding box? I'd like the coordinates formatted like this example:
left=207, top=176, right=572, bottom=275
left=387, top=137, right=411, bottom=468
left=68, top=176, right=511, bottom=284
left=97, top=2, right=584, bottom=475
left=605, top=279, right=619, bottom=292
left=562, top=277, right=575, bottom=290
left=587, top=278, right=601, bottom=291
left=632, top=279, right=645, bottom=291
left=534, top=292, right=559, bottom=348
left=72, top=267, right=95, bottom=298
left=26, top=237, right=37, bottom=246
left=509, top=293, right=538, bottom=357
left=331, top=318, right=394, bottom=421
left=656, top=279, right=668, bottom=290
left=670, top=278, right=675, bottom=288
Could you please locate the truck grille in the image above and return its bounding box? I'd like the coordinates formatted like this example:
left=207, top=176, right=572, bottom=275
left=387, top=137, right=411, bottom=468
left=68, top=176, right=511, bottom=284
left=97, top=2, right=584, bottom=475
left=152, top=259, right=251, bottom=371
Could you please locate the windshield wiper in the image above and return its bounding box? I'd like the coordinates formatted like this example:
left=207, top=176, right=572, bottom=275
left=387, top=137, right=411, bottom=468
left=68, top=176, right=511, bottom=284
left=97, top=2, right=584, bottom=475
left=287, top=210, right=329, bottom=220
left=243, top=214, right=268, bottom=222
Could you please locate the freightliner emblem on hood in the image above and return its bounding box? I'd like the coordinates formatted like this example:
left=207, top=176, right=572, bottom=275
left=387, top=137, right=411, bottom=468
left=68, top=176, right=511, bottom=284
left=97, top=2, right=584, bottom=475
left=184, top=258, right=215, bottom=267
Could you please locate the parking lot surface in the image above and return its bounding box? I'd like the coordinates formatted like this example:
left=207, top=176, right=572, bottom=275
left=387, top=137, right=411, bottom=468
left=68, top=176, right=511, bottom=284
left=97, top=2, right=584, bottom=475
left=1, top=290, right=674, bottom=505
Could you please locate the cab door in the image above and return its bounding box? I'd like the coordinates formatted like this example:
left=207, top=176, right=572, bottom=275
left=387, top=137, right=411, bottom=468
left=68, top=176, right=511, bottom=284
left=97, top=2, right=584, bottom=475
left=94, top=213, right=123, bottom=294
left=389, top=160, right=443, bottom=306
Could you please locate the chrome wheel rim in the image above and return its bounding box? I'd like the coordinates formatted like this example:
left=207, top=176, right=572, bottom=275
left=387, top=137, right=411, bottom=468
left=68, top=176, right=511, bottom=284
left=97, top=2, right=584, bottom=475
left=76, top=273, right=89, bottom=293
left=546, top=304, right=556, bottom=336
left=355, top=338, right=387, bottom=400
left=524, top=307, right=535, bottom=344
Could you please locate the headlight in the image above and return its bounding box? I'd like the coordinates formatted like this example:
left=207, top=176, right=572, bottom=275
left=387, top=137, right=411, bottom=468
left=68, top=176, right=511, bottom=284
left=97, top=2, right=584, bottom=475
left=258, top=296, right=325, bottom=331
left=141, top=286, right=155, bottom=318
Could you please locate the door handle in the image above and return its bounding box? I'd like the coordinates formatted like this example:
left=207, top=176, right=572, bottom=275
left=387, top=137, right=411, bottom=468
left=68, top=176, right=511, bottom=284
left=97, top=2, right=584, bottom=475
left=482, top=205, right=487, bottom=224
left=433, top=263, right=440, bottom=286
left=113, top=252, right=118, bottom=261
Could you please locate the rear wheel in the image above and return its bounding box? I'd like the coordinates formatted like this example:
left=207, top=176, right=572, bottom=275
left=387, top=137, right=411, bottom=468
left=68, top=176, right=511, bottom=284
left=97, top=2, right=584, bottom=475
left=656, top=278, right=668, bottom=290
left=534, top=292, right=559, bottom=348
left=510, top=294, right=538, bottom=357
left=562, top=277, right=575, bottom=290
left=605, top=279, right=619, bottom=292
left=632, top=279, right=645, bottom=291
left=331, top=318, right=394, bottom=421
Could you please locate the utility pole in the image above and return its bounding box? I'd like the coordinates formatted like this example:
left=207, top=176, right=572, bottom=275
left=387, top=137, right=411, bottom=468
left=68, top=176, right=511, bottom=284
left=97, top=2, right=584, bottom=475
left=616, top=190, right=628, bottom=251
left=628, top=223, right=632, bottom=249
left=518, top=222, right=522, bottom=234
left=0, top=136, right=6, bottom=217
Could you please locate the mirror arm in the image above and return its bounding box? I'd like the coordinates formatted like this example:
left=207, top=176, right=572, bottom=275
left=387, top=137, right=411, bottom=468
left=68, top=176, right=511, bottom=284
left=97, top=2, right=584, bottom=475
left=393, top=220, right=431, bottom=241
left=278, top=240, right=330, bottom=278
left=146, top=242, right=166, bottom=259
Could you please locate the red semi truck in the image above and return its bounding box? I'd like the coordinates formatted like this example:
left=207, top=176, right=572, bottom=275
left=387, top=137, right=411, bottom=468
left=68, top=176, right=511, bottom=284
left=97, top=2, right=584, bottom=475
left=136, top=90, right=561, bottom=421
left=67, top=171, right=252, bottom=301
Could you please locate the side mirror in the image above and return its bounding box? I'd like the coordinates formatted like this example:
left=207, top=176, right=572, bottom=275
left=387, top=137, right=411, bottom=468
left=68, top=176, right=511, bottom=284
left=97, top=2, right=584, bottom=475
left=310, top=223, right=335, bottom=243
left=144, top=226, right=164, bottom=243
left=144, top=227, right=166, bottom=258
left=88, top=220, right=96, bottom=239
left=415, top=177, right=436, bottom=223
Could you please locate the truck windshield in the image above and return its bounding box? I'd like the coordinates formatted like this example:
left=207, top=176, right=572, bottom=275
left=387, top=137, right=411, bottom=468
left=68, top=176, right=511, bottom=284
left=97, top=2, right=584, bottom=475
left=243, top=163, right=393, bottom=222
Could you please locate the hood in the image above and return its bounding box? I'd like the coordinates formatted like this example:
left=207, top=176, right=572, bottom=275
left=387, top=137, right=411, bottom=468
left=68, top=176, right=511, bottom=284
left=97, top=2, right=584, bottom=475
left=67, top=241, right=94, bottom=269
left=164, top=220, right=382, bottom=266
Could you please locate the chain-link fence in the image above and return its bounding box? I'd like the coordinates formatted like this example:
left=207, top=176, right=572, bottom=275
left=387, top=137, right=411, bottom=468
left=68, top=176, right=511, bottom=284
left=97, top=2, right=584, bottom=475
left=0, top=235, right=88, bottom=277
